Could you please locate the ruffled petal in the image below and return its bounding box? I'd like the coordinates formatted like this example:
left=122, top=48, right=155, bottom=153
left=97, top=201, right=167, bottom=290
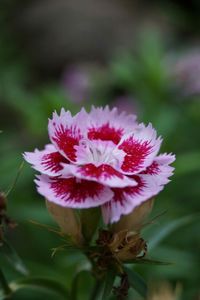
left=102, top=175, right=160, bottom=224
left=142, top=153, right=176, bottom=185
left=117, top=123, right=162, bottom=174
left=48, top=108, right=88, bottom=162
left=102, top=153, right=175, bottom=223
left=62, top=163, right=137, bottom=188
left=87, top=106, right=137, bottom=145
left=23, top=144, right=69, bottom=176
left=35, top=174, right=113, bottom=209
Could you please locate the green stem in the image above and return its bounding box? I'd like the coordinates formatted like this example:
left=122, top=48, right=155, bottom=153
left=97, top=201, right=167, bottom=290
left=89, top=280, right=103, bottom=300
left=0, top=269, right=11, bottom=297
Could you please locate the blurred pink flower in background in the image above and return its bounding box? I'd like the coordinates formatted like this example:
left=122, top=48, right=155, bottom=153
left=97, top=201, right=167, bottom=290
left=169, top=49, right=200, bottom=96
left=62, top=65, right=92, bottom=103
left=24, top=106, right=175, bottom=224
left=112, top=95, right=139, bottom=115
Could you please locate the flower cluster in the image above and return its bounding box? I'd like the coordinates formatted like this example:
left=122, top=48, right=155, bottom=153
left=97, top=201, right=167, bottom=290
left=24, top=106, right=175, bottom=224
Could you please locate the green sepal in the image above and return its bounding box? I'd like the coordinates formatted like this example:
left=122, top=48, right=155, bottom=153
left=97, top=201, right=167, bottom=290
left=81, top=208, right=101, bottom=243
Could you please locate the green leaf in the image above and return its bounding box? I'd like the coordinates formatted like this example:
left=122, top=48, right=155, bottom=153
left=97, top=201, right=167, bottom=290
left=124, top=266, right=147, bottom=298
left=175, top=152, right=200, bottom=176
left=125, top=258, right=172, bottom=265
left=89, top=280, right=104, bottom=300
left=70, top=270, right=92, bottom=300
left=148, top=214, right=200, bottom=251
left=0, top=239, right=28, bottom=275
left=0, top=291, right=7, bottom=300
left=101, top=270, right=116, bottom=300
left=0, top=269, right=12, bottom=299
left=9, top=277, right=69, bottom=299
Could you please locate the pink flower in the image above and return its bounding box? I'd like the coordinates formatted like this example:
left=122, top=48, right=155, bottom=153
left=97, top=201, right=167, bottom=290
left=112, top=95, right=139, bottom=115
left=168, top=50, right=200, bottom=96
left=62, top=66, right=91, bottom=103
left=24, top=106, right=175, bottom=224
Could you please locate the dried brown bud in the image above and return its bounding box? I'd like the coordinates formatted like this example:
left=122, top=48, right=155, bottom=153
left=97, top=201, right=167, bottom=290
left=95, top=229, right=147, bottom=269
left=96, top=229, right=113, bottom=246
left=108, top=230, right=147, bottom=262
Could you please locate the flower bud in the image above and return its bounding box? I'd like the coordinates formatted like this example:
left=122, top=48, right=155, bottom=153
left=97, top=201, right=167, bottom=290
left=46, top=200, right=83, bottom=246
left=112, top=198, right=154, bottom=233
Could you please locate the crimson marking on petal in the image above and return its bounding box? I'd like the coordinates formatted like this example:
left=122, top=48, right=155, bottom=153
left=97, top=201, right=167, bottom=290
left=103, top=177, right=144, bottom=208
left=141, top=162, right=160, bottom=175
left=112, top=176, right=146, bottom=205
left=88, top=123, right=123, bottom=144
left=80, top=163, right=124, bottom=180
left=61, top=163, right=137, bottom=188
left=50, top=177, right=105, bottom=204
left=41, top=152, right=69, bottom=173
left=119, top=138, right=153, bottom=173
left=52, top=124, right=82, bottom=161
left=102, top=176, right=151, bottom=223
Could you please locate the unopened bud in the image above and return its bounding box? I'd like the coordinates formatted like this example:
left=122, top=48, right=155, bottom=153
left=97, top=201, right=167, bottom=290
left=46, top=200, right=83, bottom=246
left=112, top=198, right=154, bottom=233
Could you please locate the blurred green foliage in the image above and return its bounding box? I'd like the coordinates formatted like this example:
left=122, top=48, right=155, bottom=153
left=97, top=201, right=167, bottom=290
left=0, top=4, right=200, bottom=300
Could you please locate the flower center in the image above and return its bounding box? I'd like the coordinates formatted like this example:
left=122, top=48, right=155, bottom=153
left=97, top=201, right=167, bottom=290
left=86, top=141, right=114, bottom=166
left=76, top=139, right=116, bottom=166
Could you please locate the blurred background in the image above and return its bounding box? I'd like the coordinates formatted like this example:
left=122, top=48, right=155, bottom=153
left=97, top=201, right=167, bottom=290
left=0, top=0, right=200, bottom=299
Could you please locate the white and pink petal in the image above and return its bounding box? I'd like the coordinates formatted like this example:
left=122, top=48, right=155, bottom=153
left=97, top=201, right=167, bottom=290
left=141, top=153, right=175, bottom=185
left=117, top=123, right=162, bottom=174
left=23, top=144, right=69, bottom=176
left=35, top=174, right=113, bottom=209
left=102, top=152, right=175, bottom=224
left=87, top=106, right=137, bottom=145
left=102, top=175, right=162, bottom=224
left=48, top=108, right=88, bottom=162
left=62, top=163, right=137, bottom=188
